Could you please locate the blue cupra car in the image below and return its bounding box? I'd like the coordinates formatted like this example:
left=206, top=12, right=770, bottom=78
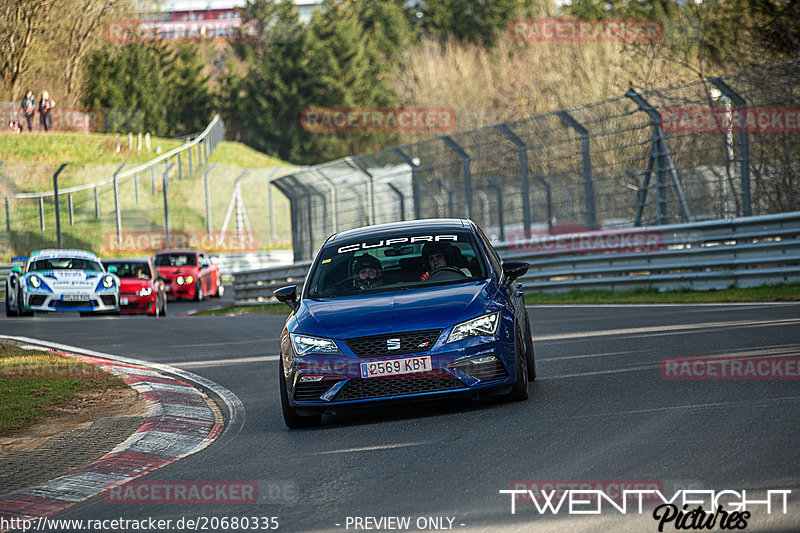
left=274, top=219, right=535, bottom=428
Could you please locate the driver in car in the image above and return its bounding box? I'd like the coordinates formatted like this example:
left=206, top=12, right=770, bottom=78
left=419, top=242, right=471, bottom=281
left=353, top=254, right=384, bottom=290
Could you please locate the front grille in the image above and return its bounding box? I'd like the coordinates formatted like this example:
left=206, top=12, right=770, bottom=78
left=345, top=329, right=442, bottom=358
left=53, top=300, right=91, bottom=308
left=28, top=295, right=47, bottom=306
left=452, top=358, right=509, bottom=382
left=294, top=379, right=341, bottom=402
left=333, top=376, right=466, bottom=402
left=100, top=295, right=116, bottom=305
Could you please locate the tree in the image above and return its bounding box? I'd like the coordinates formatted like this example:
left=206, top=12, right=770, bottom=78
left=83, top=42, right=213, bottom=136
left=410, top=0, right=531, bottom=45
left=0, top=0, right=55, bottom=100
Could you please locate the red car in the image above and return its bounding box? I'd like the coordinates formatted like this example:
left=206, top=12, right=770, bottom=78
left=153, top=249, right=224, bottom=301
left=102, top=258, right=167, bottom=317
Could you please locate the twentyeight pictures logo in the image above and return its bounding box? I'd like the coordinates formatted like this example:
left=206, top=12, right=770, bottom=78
left=510, top=18, right=664, bottom=42
left=301, top=108, right=456, bottom=132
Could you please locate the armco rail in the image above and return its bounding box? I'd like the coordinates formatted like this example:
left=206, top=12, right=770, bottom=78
left=231, top=212, right=800, bottom=303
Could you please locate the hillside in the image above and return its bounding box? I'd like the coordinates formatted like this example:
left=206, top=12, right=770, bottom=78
left=0, top=132, right=295, bottom=258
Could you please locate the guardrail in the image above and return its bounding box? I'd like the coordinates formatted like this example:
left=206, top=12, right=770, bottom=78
left=230, top=211, right=800, bottom=303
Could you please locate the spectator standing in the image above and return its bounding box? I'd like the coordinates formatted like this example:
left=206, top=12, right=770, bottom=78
left=38, top=91, right=56, bottom=132
left=19, top=90, right=36, bottom=131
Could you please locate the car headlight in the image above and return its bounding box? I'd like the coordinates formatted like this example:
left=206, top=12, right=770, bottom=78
left=289, top=334, right=342, bottom=356
left=186, top=275, right=194, bottom=284
left=29, top=275, right=42, bottom=288
left=176, top=276, right=185, bottom=285
left=137, top=287, right=153, bottom=296
left=102, top=275, right=115, bottom=288
left=447, top=311, right=500, bottom=343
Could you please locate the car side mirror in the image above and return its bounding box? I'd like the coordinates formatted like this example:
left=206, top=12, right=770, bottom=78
left=501, top=261, right=529, bottom=284
left=11, top=266, right=21, bottom=274
left=274, top=285, right=298, bottom=310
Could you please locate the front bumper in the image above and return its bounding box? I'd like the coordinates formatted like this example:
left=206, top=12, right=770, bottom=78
left=22, top=291, right=119, bottom=313
left=164, top=280, right=195, bottom=299
left=283, top=336, right=516, bottom=409
left=119, top=293, right=156, bottom=314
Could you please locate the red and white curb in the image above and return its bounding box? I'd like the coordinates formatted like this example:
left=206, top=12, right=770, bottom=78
left=0, top=335, right=245, bottom=529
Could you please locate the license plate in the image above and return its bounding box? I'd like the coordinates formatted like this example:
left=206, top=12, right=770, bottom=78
left=120, top=297, right=129, bottom=305
left=62, top=294, right=89, bottom=302
left=360, top=355, right=432, bottom=379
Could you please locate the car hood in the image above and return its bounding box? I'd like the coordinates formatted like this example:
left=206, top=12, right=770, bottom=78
left=156, top=266, right=197, bottom=277
left=295, top=281, right=496, bottom=339
left=119, top=279, right=152, bottom=291
left=26, top=270, right=103, bottom=290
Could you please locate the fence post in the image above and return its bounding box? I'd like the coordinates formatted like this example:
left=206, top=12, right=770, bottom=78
left=5, top=198, right=10, bottom=231
left=485, top=177, right=504, bottom=242
left=39, top=197, right=45, bottom=231
left=556, top=110, right=597, bottom=230
left=625, top=89, right=692, bottom=224
left=496, top=124, right=532, bottom=233
left=68, top=194, right=74, bottom=226
left=387, top=182, right=406, bottom=221
left=204, top=163, right=217, bottom=239
left=163, top=163, right=174, bottom=248
left=710, top=77, right=751, bottom=217
left=347, top=156, right=375, bottom=225
left=391, top=147, right=420, bottom=219
left=178, top=150, right=183, bottom=180
left=52, top=163, right=67, bottom=248
left=134, top=173, right=139, bottom=204
left=188, top=145, right=193, bottom=176
left=94, top=186, right=99, bottom=218
left=113, top=163, right=125, bottom=247
left=442, top=136, right=472, bottom=220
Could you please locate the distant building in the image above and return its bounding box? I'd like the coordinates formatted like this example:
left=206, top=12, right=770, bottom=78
left=152, top=0, right=322, bottom=23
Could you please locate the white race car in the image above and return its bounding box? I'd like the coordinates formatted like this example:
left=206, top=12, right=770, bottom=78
left=5, top=249, right=120, bottom=316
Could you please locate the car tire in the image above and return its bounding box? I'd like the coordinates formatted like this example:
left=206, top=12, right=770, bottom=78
left=279, top=358, right=322, bottom=429
left=18, top=287, right=33, bottom=317
left=213, top=279, right=224, bottom=298
left=195, top=280, right=204, bottom=302
left=505, top=326, right=529, bottom=402
left=5, top=282, right=18, bottom=317
left=523, top=308, right=536, bottom=381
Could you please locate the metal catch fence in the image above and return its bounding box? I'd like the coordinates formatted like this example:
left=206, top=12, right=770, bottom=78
left=275, top=59, right=800, bottom=261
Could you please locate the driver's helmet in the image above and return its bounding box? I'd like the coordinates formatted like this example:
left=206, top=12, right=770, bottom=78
left=421, top=241, right=453, bottom=268
left=352, top=254, right=383, bottom=289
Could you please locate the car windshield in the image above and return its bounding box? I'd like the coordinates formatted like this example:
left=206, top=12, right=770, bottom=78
left=29, top=258, right=102, bottom=271
left=306, top=231, right=487, bottom=298
left=154, top=253, right=196, bottom=267
left=103, top=261, right=151, bottom=279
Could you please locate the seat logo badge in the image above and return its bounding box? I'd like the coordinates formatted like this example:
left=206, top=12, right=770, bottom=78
left=387, top=338, right=401, bottom=350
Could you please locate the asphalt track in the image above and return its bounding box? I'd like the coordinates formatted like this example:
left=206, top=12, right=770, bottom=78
left=1, top=297, right=799, bottom=532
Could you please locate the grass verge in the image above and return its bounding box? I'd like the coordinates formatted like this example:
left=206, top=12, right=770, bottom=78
left=189, top=284, right=800, bottom=317
left=524, top=284, right=800, bottom=305
left=0, top=343, right=127, bottom=434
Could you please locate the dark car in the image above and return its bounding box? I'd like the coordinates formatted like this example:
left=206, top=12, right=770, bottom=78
left=153, top=249, right=223, bottom=301
left=102, top=258, right=167, bottom=317
left=274, top=218, right=535, bottom=428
